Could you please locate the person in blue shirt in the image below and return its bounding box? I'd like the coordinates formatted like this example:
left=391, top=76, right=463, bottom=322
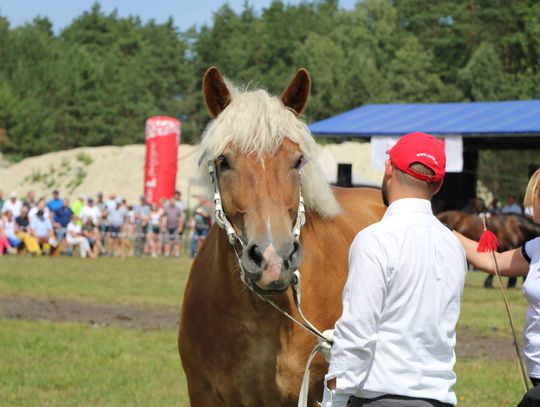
left=47, top=190, right=63, bottom=213
left=53, top=198, right=73, bottom=244
left=30, top=209, right=56, bottom=253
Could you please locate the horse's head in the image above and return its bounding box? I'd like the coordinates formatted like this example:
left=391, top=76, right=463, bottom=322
left=199, top=67, right=339, bottom=295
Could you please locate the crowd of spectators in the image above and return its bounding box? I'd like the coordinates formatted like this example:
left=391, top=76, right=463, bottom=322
left=0, top=189, right=212, bottom=258
left=462, top=195, right=531, bottom=216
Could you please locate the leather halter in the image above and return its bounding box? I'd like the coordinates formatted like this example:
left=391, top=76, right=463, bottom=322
left=208, top=159, right=306, bottom=290
left=207, top=158, right=327, bottom=337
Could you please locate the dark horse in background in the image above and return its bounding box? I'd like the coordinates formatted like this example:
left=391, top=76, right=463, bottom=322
left=437, top=211, right=540, bottom=287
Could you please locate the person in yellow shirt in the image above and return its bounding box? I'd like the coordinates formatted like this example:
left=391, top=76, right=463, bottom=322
left=15, top=206, right=41, bottom=255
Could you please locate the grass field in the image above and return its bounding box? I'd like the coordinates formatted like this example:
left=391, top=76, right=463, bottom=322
left=0, top=257, right=531, bottom=406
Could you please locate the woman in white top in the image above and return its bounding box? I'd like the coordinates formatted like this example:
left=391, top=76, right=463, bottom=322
left=455, top=168, right=540, bottom=389
left=146, top=203, right=162, bottom=257
left=66, top=215, right=93, bottom=259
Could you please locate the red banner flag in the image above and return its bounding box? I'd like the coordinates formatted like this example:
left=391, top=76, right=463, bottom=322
left=144, top=116, right=181, bottom=205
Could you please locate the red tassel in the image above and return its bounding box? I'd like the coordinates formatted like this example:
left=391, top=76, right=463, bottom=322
left=477, top=229, right=499, bottom=252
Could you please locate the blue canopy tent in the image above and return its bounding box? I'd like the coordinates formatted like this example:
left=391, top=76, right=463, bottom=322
left=309, top=100, right=540, bottom=210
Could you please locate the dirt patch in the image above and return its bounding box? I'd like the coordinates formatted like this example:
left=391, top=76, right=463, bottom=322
left=0, top=295, right=523, bottom=360
left=0, top=295, right=179, bottom=331
left=456, top=326, right=523, bottom=361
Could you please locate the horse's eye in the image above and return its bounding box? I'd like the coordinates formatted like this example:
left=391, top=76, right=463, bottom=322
left=217, top=155, right=231, bottom=171
left=294, top=156, right=304, bottom=170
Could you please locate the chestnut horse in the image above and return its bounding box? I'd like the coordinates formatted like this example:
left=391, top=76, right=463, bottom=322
left=436, top=210, right=540, bottom=251
left=178, top=67, right=386, bottom=406
left=437, top=210, right=540, bottom=287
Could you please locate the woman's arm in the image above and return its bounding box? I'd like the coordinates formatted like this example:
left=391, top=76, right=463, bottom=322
left=453, top=231, right=529, bottom=277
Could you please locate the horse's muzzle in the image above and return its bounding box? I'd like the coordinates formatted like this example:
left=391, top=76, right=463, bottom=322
left=241, top=240, right=303, bottom=294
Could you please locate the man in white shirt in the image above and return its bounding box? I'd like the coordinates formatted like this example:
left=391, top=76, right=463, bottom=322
left=80, top=197, right=102, bottom=226
left=322, top=132, right=467, bottom=407
left=2, top=192, right=22, bottom=218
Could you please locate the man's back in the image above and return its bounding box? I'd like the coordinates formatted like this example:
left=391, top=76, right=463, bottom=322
left=349, top=199, right=466, bottom=403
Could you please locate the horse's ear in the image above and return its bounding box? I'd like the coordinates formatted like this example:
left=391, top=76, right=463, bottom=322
left=281, top=68, right=311, bottom=115
left=203, top=66, right=232, bottom=118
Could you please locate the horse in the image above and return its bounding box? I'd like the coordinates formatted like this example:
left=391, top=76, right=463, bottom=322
left=178, top=67, right=386, bottom=406
left=436, top=210, right=540, bottom=286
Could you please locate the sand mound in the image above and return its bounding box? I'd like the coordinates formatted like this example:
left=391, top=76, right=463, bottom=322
left=0, top=142, right=381, bottom=207
left=0, top=152, right=10, bottom=169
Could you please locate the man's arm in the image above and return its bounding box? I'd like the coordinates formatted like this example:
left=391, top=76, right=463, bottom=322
left=322, top=230, right=388, bottom=407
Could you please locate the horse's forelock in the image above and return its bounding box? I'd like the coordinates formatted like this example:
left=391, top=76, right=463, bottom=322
left=198, top=87, right=340, bottom=218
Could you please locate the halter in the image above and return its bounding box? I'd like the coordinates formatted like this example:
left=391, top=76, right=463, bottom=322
left=207, top=158, right=326, bottom=340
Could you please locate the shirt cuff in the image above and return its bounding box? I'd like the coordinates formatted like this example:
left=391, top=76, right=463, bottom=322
left=321, top=385, right=349, bottom=407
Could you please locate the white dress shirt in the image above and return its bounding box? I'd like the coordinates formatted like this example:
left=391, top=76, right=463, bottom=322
left=322, top=198, right=467, bottom=407
left=522, top=237, right=540, bottom=378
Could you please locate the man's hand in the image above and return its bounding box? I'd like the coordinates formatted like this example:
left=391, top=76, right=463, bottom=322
left=327, top=377, right=336, bottom=390
left=318, top=329, right=334, bottom=363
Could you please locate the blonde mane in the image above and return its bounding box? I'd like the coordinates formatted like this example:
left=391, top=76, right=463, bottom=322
left=198, top=81, right=340, bottom=218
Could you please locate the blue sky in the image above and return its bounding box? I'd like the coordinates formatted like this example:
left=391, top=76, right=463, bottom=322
left=0, top=0, right=358, bottom=32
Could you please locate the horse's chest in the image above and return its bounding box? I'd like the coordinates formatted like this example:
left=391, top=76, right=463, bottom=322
left=188, top=307, right=300, bottom=406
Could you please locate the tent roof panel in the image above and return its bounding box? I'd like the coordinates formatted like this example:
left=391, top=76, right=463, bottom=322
left=309, top=100, right=540, bottom=137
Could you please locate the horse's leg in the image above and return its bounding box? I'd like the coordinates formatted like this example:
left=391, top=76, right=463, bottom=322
left=187, top=389, right=223, bottom=407
left=183, top=370, right=223, bottom=406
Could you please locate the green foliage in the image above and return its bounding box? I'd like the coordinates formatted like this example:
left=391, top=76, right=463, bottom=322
left=479, top=149, right=538, bottom=200
left=66, top=167, right=87, bottom=193
left=0, top=0, right=539, bottom=166
left=75, top=152, right=93, bottom=166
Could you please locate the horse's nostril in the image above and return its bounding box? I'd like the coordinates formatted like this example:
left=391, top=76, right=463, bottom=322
left=287, top=241, right=302, bottom=269
left=248, top=245, right=264, bottom=267
left=289, top=241, right=300, bottom=260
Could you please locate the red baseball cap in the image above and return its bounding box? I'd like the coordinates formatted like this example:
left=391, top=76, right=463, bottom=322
left=387, top=132, right=446, bottom=183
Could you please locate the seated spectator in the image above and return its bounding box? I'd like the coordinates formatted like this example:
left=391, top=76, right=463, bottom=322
left=0, top=221, right=17, bottom=255
left=1, top=210, right=22, bottom=250
left=0, top=189, right=4, bottom=211
left=82, top=218, right=104, bottom=257
left=47, top=190, right=63, bottom=213
left=30, top=209, right=57, bottom=254
left=66, top=215, right=94, bottom=258
left=15, top=206, right=41, bottom=255
left=2, top=192, right=22, bottom=218
left=53, top=198, right=73, bottom=245
left=29, top=198, right=50, bottom=223
left=502, top=195, right=523, bottom=214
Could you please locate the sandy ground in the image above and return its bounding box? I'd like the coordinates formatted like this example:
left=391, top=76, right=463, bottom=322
left=0, top=142, right=382, bottom=207
left=0, top=294, right=518, bottom=360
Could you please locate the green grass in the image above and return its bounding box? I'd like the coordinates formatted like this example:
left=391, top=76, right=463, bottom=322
left=0, top=256, right=190, bottom=310
left=459, top=271, right=527, bottom=338
left=0, top=258, right=533, bottom=406
left=0, top=318, right=188, bottom=407
left=455, top=359, right=524, bottom=406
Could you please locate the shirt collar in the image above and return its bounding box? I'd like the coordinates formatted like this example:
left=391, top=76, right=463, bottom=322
left=383, top=198, right=433, bottom=219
